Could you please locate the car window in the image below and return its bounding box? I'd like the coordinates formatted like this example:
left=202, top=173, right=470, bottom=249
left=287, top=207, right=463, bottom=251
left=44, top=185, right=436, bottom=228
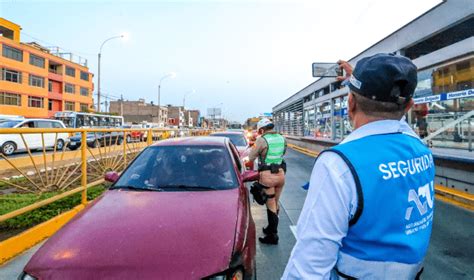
left=211, top=133, right=247, bottom=147
left=0, top=120, right=22, bottom=128
left=52, top=122, right=63, bottom=128
left=115, top=145, right=239, bottom=190
left=20, top=121, right=35, bottom=128
left=228, top=142, right=244, bottom=173
left=35, top=121, right=53, bottom=128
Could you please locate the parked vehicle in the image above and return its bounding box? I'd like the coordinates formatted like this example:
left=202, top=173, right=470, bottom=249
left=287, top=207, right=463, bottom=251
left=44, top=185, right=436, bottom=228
left=0, top=119, right=68, bottom=156
left=54, top=112, right=124, bottom=128
left=68, top=131, right=123, bottom=150
left=210, top=131, right=255, bottom=170
left=20, top=137, right=258, bottom=279
left=122, top=124, right=146, bottom=142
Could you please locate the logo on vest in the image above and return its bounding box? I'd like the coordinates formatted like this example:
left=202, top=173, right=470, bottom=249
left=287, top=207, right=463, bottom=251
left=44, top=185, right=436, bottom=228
left=404, top=181, right=434, bottom=235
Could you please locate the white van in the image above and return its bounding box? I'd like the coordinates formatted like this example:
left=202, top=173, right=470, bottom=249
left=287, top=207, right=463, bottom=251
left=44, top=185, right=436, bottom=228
left=0, top=119, right=69, bottom=156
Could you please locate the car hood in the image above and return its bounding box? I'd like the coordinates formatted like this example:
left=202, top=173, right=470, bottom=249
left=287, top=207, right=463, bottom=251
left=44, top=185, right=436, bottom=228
left=25, top=188, right=240, bottom=279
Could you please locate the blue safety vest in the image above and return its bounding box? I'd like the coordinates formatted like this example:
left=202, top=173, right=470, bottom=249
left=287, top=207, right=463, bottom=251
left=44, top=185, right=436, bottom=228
left=328, top=133, right=435, bottom=279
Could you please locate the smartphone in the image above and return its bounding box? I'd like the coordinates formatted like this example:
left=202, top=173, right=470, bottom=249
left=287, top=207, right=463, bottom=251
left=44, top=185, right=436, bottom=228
left=312, top=63, right=343, bottom=77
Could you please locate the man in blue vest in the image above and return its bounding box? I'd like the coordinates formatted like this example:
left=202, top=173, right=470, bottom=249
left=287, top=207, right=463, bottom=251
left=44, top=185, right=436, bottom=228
left=282, top=53, right=435, bottom=279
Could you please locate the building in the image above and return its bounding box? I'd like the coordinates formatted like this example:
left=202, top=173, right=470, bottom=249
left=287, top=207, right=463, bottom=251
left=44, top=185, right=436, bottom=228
left=0, top=18, right=94, bottom=118
left=167, top=105, right=185, bottom=127
left=109, top=99, right=168, bottom=126
left=187, top=109, right=200, bottom=127
left=273, top=0, right=473, bottom=152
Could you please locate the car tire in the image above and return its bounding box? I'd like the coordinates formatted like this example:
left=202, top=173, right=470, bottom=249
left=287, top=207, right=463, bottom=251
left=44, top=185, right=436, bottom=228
left=92, top=140, right=101, bottom=148
left=68, top=146, right=78, bottom=151
left=117, top=137, right=123, bottom=145
left=56, top=139, right=65, bottom=150
left=1, top=141, right=16, bottom=156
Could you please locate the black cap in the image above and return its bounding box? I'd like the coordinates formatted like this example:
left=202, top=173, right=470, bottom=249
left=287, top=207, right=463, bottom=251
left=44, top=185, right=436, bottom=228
left=348, top=53, right=418, bottom=104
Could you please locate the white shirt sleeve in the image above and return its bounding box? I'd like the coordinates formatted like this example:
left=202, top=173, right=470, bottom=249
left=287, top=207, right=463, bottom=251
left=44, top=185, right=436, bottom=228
left=281, top=152, right=358, bottom=280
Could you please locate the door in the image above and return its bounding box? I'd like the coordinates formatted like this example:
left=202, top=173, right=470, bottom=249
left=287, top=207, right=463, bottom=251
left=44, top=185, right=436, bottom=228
left=17, top=121, right=39, bottom=150
left=35, top=121, right=55, bottom=149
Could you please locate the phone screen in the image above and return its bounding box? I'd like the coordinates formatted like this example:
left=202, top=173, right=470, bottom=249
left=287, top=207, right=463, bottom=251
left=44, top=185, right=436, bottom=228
left=312, top=63, right=342, bottom=77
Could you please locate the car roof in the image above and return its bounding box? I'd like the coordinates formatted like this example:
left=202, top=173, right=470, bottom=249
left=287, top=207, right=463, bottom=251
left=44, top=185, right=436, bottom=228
left=210, top=131, right=243, bottom=135
left=152, top=136, right=228, bottom=147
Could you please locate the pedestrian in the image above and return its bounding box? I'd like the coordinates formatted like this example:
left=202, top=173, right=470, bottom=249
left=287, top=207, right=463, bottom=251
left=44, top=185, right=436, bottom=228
left=248, top=118, right=287, bottom=245
left=282, top=53, right=435, bottom=279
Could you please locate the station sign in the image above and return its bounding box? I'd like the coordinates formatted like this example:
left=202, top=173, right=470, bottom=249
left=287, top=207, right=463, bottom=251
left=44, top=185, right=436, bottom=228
left=413, top=89, right=473, bottom=104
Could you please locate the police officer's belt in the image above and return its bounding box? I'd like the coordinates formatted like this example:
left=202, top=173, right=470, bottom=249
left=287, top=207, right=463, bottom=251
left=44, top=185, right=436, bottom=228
left=258, top=162, right=286, bottom=174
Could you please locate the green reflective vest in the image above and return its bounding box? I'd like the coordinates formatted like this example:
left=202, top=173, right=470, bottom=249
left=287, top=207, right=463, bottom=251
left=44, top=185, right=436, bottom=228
left=262, top=133, right=285, bottom=165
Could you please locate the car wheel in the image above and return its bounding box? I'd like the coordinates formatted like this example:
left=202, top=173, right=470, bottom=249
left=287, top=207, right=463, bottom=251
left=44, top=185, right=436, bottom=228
left=117, top=137, right=123, bottom=145
left=56, top=139, right=65, bottom=150
left=1, top=141, right=16, bottom=156
left=92, top=140, right=100, bottom=148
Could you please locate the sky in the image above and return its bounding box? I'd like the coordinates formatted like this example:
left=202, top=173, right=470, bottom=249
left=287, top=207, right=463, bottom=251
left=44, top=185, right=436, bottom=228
left=0, top=0, right=441, bottom=122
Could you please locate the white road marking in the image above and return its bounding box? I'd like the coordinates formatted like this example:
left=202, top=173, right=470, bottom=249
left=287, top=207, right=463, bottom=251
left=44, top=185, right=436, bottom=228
left=290, top=225, right=297, bottom=238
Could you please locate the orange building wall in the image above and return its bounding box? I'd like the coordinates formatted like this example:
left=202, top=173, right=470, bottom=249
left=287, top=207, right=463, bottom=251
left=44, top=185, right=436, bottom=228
left=0, top=32, right=94, bottom=118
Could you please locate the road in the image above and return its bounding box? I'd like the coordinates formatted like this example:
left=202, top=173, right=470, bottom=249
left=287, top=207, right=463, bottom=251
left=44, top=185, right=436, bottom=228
left=1, top=148, right=473, bottom=279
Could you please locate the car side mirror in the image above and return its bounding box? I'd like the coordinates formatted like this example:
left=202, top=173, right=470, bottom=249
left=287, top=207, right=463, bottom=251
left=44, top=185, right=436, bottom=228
left=104, top=171, right=120, bottom=183
left=242, top=170, right=259, bottom=182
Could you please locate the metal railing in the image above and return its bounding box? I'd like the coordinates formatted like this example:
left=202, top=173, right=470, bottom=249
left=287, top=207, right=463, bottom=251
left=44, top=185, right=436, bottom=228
left=0, top=127, right=214, bottom=224
left=423, top=110, right=473, bottom=151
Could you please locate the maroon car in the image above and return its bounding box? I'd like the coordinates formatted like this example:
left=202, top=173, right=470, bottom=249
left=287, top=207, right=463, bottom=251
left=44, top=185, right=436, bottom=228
left=20, top=137, right=258, bottom=280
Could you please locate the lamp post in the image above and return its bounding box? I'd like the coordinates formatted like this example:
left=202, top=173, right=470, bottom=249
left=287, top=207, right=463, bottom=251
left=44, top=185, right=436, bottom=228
left=183, top=89, right=195, bottom=108
left=157, top=72, right=176, bottom=125
left=97, top=34, right=126, bottom=112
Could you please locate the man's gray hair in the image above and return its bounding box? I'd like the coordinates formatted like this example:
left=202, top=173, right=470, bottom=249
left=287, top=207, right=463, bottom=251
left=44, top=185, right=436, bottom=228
left=351, top=91, right=408, bottom=119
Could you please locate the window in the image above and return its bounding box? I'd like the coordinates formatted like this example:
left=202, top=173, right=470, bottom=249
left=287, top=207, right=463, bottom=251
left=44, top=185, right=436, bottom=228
left=52, top=122, right=63, bottom=128
left=65, top=83, right=75, bottom=94
left=80, top=71, right=89, bottom=81
left=80, top=87, right=89, bottom=96
left=2, top=45, right=23, bottom=61
left=35, top=121, right=53, bottom=128
left=1, top=68, right=22, bottom=83
left=29, top=54, right=45, bottom=68
left=48, top=80, right=53, bottom=92
left=48, top=100, right=53, bottom=111
left=29, top=74, right=45, bottom=88
left=65, top=101, right=75, bottom=111
left=80, top=103, right=89, bottom=112
left=0, top=92, right=21, bottom=106
left=65, top=66, right=76, bottom=77
left=28, top=96, right=44, bottom=108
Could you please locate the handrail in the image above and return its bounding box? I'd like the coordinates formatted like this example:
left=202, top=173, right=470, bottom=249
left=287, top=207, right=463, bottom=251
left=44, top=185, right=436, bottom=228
left=423, top=110, right=474, bottom=142
left=0, top=127, right=216, bottom=224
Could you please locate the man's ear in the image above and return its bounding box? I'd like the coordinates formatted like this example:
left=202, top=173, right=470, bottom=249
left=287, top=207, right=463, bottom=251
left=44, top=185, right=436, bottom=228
left=348, top=92, right=356, bottom=115
left=404, top=98, right=414, bottom=113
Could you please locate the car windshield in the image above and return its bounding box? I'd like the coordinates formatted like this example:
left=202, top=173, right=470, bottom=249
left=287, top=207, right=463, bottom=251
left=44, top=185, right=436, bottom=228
left=0, top=121, right=21, bottom=128
left=114, top=145, right=238, bottom=191
left=211, top=134, right=247, bottom=147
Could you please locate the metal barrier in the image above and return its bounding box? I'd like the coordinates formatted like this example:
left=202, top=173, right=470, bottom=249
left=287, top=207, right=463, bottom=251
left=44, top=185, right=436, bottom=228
left=0, top=127, right=214, bottom=224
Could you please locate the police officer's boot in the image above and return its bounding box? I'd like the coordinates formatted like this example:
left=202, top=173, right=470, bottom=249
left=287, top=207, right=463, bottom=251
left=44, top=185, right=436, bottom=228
left=263, top=207, right=279, bottom=235
left=259, top=209, right=279, bottom=245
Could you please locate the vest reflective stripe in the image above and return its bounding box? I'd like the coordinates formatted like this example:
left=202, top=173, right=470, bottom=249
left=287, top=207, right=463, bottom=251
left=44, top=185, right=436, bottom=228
left=330, top=133, right=435, bottom=276
left=334, top=252, right=423, bottom=279
left=262, top=133, right=285, bottom=165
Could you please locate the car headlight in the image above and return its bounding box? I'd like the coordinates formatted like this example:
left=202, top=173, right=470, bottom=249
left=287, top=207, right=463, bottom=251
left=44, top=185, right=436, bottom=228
left=18, top=272, right=37, bottom=280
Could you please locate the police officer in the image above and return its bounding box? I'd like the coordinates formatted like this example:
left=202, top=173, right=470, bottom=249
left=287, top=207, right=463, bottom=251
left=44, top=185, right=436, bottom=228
left=248, top=118, right=287, bottom=245
left=282, top=53, right=435, bottom=279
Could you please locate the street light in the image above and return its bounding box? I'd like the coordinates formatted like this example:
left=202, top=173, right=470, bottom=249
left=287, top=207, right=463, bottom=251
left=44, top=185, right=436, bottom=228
left=157, top=72, right=176, bottom=107
left=183, top=89, right=195, bottom=108
left=97, top=34, right=126, bottom=112
left=157, top=72, right=176, bottom=125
